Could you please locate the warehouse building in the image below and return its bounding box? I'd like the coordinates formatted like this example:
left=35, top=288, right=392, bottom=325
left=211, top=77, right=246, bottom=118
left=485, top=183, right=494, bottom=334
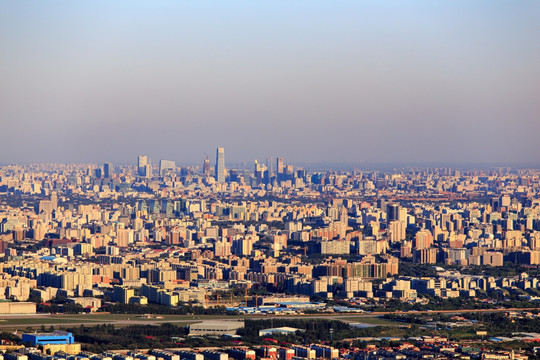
left=22, top=331, right=74, bottom=346
left=188, top=320, right=244, bottom=336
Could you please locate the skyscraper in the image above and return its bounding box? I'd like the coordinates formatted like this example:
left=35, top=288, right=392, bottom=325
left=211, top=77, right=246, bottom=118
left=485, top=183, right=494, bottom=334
left=215, top=147, right=225, bottom=183
left=276, top=157, right=284, bottom=175
left=143, top=164, right=152, bottom=178
left=387, top=203, right=400, bottom=223
left=159, top=159, right=175, bottom=176
left=137, top=155, right=149, bottom=176
left=103, top=162, right=113, bottom=178
left=203, top=157, right=211, bottom=176
left=50, top=191, right=58, bottom=211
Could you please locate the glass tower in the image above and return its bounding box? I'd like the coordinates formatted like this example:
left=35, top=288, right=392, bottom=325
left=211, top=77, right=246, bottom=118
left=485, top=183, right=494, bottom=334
left=215, top=147, right=225, bottom=183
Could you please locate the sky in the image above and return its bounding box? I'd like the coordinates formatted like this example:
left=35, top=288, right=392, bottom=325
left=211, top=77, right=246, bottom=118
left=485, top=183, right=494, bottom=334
left=1, top=1, right=539, bottom=167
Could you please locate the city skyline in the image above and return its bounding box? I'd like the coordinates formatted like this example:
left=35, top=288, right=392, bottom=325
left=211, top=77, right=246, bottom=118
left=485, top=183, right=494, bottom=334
left=2, top=2, right=540, bottom=357
left=1, top=1, right=540, bottom=165
left=1, top=153, right=540, bottom=171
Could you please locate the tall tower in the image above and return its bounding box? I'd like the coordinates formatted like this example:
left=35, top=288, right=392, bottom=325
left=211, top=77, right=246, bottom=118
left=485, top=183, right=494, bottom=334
left=103, top=162, right=113, bottom=178
left=159, top=160, right=175, bottom=176
left=144, top=164, right=152, bottom=178
left=387, top=203, right=400, bottom=223
left=276, top=157, right=284, bottom=175
left=50, top=191, right=58, bottom=211
left=137, top=155, right=149, bottom=176
left=203, top=157, right=211, bottom=176
left=215, top=147, right=225, bottom=183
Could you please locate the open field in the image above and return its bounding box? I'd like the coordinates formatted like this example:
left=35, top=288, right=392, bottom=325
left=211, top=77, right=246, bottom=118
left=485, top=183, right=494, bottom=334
left=0, top=307, right=539, bottom=331
left=0, top=313, right=232, bottom=330
left=337, top=316, right=402, bottom=326
left=0, top=317, right=103, bottom=326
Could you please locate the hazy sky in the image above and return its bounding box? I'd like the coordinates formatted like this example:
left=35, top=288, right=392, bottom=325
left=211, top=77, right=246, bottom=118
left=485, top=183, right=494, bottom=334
left=1, top=1, right=539, bottom=166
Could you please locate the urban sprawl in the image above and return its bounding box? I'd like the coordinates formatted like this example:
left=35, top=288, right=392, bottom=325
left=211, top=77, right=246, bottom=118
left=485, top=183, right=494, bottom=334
left=1, top=149, right=540, bottom=359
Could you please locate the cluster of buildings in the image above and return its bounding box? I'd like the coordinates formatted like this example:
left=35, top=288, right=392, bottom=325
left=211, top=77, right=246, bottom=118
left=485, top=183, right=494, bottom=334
left=0, top=154, right=539, bottom=312
left=4, top=330, right=534, bottom=360
left=376, top=271, right=540, bottom=300
left=350, top=339, right=530, bottom=359
left=10, top=329, right=344, bottom=360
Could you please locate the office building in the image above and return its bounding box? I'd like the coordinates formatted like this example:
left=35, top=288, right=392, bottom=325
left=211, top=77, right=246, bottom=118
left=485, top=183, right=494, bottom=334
left=137, top=155, right=149, bottom=176
left=387, top=204, right=400, bottom=222
left=103, top=162, right=114, bottom=178
left=215, top=147, right=225, bottom=183
left=203, top=157, right=211, bottom=176
left=159, top=160, right=176, bottom=176
left=50, top=191, right=58, bottom=210
left=144, top=164, right=152, bottom=178
left=276, top=157, right=284, bottom=175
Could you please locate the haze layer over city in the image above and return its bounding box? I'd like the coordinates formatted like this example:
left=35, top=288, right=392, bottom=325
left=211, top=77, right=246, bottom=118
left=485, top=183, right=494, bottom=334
left=1, top=1, right=540, bottom=166
left=2, top=1, right=540, bottom=360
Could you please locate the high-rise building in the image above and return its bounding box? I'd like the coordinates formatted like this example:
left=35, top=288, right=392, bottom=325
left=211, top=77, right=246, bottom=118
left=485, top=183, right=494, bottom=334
left=50, top=191, right=58, bottom=210
left=144, top=164, right=152, bottom=178
left=388, top=220, right=406, bottom=242
left=276, top=157, right=284, bottom=174
left=253, top=160, right=266, bottom=185
left=203, top=157, right=211, bottom=176
left=414, top=229, right=433, bottom=249
left=387, top=203, right=400, bottom=223
left=113, top=285, right=134, bottom=304
left=137, top=155, right=149, bottom=176
left=159, top=159, right=175, bottom=176
left=215, top=147, right=225, bottom=183
left=377, top=198, right=387, bottom=212
left=103, top=162, right=113, bottom=178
